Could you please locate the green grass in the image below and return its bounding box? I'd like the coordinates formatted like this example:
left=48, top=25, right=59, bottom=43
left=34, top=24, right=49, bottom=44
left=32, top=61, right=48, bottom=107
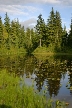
left=33, top=46, right=72, bottom=56
left=0, top=69, right=68, bottom=108
left=33, top=46, right=54, bottom=55
left=0, top=47, right=27, bottom=56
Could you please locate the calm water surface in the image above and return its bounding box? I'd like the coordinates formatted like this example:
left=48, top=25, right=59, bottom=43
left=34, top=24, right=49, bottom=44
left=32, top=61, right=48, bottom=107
left=0, top=54, right=72, bottom=107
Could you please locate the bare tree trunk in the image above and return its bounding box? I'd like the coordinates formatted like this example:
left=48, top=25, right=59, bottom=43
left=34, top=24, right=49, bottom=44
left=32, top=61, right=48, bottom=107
left=40, top=38, right=41, bottom=47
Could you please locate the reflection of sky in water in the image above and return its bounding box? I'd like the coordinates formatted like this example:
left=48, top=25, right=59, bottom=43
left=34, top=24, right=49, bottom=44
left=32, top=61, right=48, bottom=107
left=52, top=71, right=72, bottom=108
left=59, top=71, right=70, bottom=96
left=23, top=71, right=72, bottom=108
left=23, top=71, right=70, bottom=96
left=22, top=74, right=37, bottom=87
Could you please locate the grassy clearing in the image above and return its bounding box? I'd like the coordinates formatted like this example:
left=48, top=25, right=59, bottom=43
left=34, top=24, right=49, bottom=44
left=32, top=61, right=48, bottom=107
left=0, top=69, right=68, bottom=108
left=33, top=46, right=55, bottom=55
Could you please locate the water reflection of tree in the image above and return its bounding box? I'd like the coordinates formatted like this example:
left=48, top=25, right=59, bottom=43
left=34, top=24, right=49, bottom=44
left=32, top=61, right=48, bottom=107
left=34, top=55, right=68, bottom=97
left=24, top=56, right=36, bottom=76
left=35, top=59, right=49, bottom=92
left=70, top=73, right=72, bottom=95
left=0, top=55, right=26, bottom=75
left=67, top=60, right=72, bottom=95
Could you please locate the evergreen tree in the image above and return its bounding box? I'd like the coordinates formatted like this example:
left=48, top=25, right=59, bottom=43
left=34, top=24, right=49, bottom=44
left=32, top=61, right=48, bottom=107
left=54, top=11, right=63, bottom=51
left=15, top=19, right=22, bottom=48
left=24, top=27, right=33, bottom=53
left=4, top=12, right=10, bottom=34
left=26, top=27, right=31, bottom=39
left=35, top=14, right=45, bottom=47
left=15, top=18, right=21, bottom=38
left=0, top=16, right=3, bottom=48
left=4, top=12, right=10, bottom=49
left=1, top=7, right=72, bottom=54
left=31, top=28, right=34, bottom=40
left=47, top=7, right=56, bottom=45
left=10, top=20, right=17, bottom=48
left=41, top=23, right=47, bottom=47
left=68, top=17, right=72, bottom=48
left=19, top=26, right=25, bottom=48
left=61, top=24, right=68, bottom=51
left=32, top=29, right=40, bottom=50
left=46, top=8, right=64, bottom=52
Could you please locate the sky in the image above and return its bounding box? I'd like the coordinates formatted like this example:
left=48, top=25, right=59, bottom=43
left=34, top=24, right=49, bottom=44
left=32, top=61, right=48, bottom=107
left=0, top=0, right=72, bottom=32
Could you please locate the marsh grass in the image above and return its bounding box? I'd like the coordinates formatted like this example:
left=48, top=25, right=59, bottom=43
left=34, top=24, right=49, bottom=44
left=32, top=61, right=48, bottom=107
left=0, top=69, right=68, bottom=108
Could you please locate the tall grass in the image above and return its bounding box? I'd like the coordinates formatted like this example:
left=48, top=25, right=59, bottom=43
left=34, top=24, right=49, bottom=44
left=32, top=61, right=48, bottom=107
left=0, top=69, right=68, bottom=108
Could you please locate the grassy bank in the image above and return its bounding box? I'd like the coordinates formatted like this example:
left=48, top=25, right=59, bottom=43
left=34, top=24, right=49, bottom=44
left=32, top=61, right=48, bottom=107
left=33, top=46, right=72, bottom=55
left=33, top=47, right=54, bottom=55
left=0, top=69, right=68, bottom=108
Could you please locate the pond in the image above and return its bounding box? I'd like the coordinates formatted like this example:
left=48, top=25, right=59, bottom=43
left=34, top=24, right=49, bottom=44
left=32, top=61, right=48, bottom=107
left=0, top=54, right=72, bottom=108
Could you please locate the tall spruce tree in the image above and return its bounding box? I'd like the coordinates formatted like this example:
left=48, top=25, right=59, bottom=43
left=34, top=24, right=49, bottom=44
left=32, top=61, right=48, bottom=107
left=35, top=14, right=45, bottom=47
left=0, top=16, right=3, bottom=48
left=4, top=12, right=10, bottom=34
left=54, top=11, right=63, bottom=51
left=4, top=12, right=10, bottom=49
left=15, top=18, right=21, bottom=38
left=32, top=29, right=40, bottom=50
left=61, top=24, right=68, bottom=51
left=10, top=20, right=17, bottom=48
left=19, top=26, right=25, bottom=48
left=15, top=19, right=22, bottom=48
left=24, top=27, right=33, bottom=53
left=46, top=7, right=63, bottom=52
left=68, top=16, right=72, bottom=48
left=47, top=7, right=56, bottom=46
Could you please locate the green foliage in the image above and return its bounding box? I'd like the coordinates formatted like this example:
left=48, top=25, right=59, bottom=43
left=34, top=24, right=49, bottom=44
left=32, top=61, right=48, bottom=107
left=32, top=30, right=40, bottom=48
left=0, top=12, right=27, bottom=54
left=10, top=20, right=18, bottom=48
left=0, top=69, right=67, bottom=108
left=47, top=7, right=56, bottom=43
left=0, top=16, right=3, bottom=48
left=4, top=12, right=10, bottom=34
left=33, top=46, right=48, bottom=54
left=33, top=46, right=55, bottom=54
left=54, top=11, right=63, bottom=51
left=24, top=28, right=33, bottom=53
left=68, top=18, right=72, bottom=48
left=18, top=26, right=25, bottom=48
left=0, top=9, right=72, bottom=55
left=4, top=12, right=10, bottom=49
left=0, top=47, right=27, bottom=55
left=46, top=8, right=63, bottom=52
left=35, top=14, right=46, bottom=47
left=15, top=19, right=22, bottom=48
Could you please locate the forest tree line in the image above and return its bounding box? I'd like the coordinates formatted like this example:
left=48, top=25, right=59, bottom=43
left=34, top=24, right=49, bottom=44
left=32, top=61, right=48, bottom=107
left=0, top=7, right=72, bottom=54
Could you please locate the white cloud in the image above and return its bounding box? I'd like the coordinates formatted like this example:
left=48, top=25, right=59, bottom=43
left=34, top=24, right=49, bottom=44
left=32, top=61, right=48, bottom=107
left=44, top=0, right=60, bottom=4
left=20, top=18, right=37, bottom=29
left=66, top=28, right=70, bottom=34
left=0, top=5, right=29, bottom=16
left=0, top=0, right=72, bottom=6
left=0, top=5, right=43, bottom=16
left=0, top=0, right=60, bottom=5
left=0, top=1, right=71, bottom=30
left=61, top=0, right=72, bottom=6
left=0, top=5, right=43, bottom=29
